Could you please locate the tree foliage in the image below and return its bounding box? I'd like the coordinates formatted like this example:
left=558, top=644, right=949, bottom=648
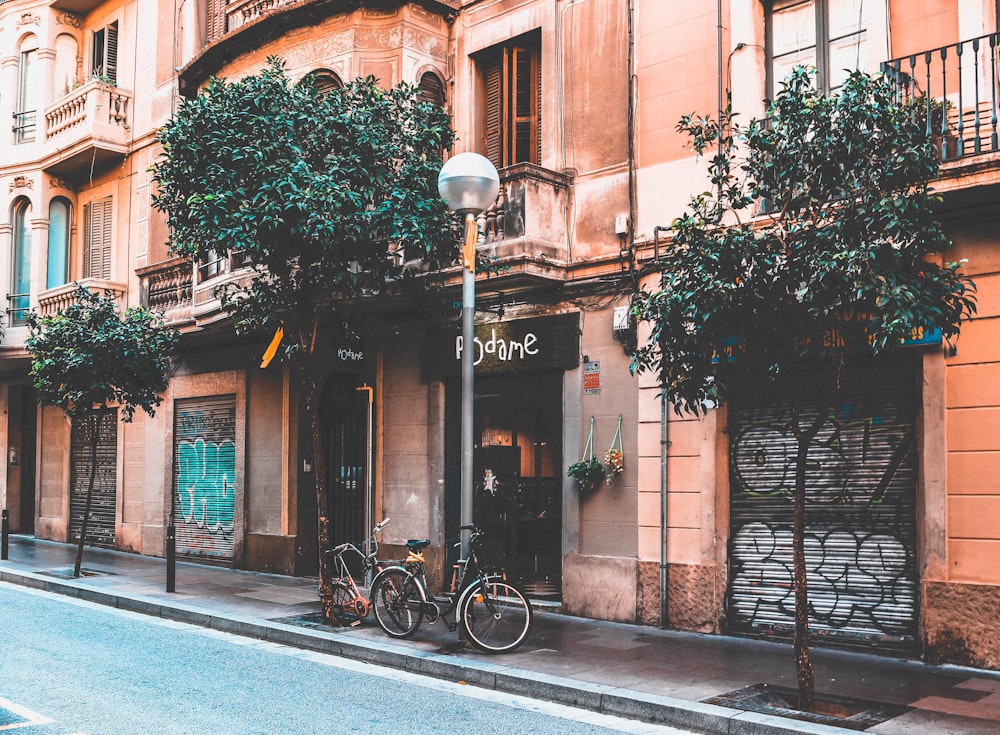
left=633, top=69, right=976, bottom=415
left=631, top=68, right=976, bottom=711
left=25, top=286, right=178, bottom=576
left=150, top=58, right=464, bottom=616
left=25, top=286, right=178, bottom=420
left=152, top=58, right=461, bottom=347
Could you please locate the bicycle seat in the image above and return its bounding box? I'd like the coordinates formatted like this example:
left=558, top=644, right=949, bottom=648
left=406, top=539, right=430, bottom=551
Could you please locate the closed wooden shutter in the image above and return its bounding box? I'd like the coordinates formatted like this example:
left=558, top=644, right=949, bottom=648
left=173, top=396, right=237, bottom=561
left=482, top=42, right=540, bottom=168
left=726, top=363, right=919, bottom=649
left=484, top=57, right=503, bottom=168
left=69, top=409, right=118, bottom=548
left=511, top=46, right=538, bottom=165
left=207, top=0, right=226, bottom=42
left=84, top=197, right=112, bottom=280
left=418, top=72, right=444, bottom=107
left=535, top=49, right=542, bottom=164
left=313, top=72, right=343, bottom=96
left=105, top=23, right=118, bottom=84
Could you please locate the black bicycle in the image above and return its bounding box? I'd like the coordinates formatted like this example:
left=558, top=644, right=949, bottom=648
left=368, top=524, right=533, bottom=653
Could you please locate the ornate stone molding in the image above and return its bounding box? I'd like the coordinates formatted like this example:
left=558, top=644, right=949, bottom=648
left=49, top=177, right=73, bottom=191
left=17, top=12, right=41, bottom=28
left=9, top=175, right=34, bottom=193
left=57, top=13, right=83, bottom=29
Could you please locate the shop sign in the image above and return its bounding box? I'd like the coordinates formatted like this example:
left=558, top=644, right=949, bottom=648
left=425, top=312, right=580, bottom=377
left=332, top=335, right=369, bottom=371
left=711, top=319, right=942, bottom=364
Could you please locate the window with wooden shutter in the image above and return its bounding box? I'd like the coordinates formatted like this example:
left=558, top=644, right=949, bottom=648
left=479, top=36, right=541, bottom=169
left=418, top=72, right=445, bottom=108
left=310, top=69, right=343, bottom=96
left=92, top=21, right=118, bottom=83
left=84, top=197, right=113, bottom=280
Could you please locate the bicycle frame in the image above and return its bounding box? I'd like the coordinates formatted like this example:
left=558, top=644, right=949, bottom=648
left=388, top=526, right=505, bottom=631
left=325, top=518, right=391, bottom=622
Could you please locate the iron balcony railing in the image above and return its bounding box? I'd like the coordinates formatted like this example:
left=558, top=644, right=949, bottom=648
left=883, top=32, right=1000, bottom=160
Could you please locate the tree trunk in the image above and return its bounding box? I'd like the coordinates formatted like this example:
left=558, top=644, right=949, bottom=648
left=73, top=410, right=101, bottom=578
left=301, top=373, right=334, bottom=622
left=789, top=399, right=825, bottom=712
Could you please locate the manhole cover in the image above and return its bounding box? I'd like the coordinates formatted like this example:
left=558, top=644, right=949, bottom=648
left=703, top=683, right=911, bottom=731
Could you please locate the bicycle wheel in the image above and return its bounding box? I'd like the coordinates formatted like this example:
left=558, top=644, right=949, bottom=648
left=371, top=569, right=423, bottom=638
left=328, top=581, right=359, bottom=623
left=460, top=578, right=533, bottom=653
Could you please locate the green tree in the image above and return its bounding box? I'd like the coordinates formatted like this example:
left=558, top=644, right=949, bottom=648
left=632, top=68, right=976, bottom=711
left=25, top=286, right=178, bottom=578
left=151, top=58, right=461, bottom=618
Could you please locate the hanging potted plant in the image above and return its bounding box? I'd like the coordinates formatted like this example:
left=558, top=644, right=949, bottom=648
left=605, top=415, right=624, bottom=485
left=568, top=417, right=604, bottom=493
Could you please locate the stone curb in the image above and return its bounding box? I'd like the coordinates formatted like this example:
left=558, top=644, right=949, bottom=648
left=1, top=567, right=853, bottom=734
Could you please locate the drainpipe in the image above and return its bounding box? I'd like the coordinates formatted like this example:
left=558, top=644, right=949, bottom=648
left=717, top=0, right=724, bottom=203
left=651, top=223, right=671, bottom=627
left=660, top=396, right=669, bottom=628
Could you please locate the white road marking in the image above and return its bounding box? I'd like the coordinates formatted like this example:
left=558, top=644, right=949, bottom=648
left=0, top=696, right=54, bottom=730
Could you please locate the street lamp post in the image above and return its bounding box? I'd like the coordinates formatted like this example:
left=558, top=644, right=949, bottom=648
left=437, top=153, right=500, bottom=561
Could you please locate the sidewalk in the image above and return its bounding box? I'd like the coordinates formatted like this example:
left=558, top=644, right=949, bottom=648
left=2, top=536, right=999, bottom=735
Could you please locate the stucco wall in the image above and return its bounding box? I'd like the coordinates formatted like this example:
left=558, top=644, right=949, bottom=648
left=924, top=580, right=1000, bottom=668
left=563, top=551, right=637, bottom=622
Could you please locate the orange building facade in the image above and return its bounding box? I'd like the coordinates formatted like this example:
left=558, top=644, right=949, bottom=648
left=0, top=0, right=997, bottom=669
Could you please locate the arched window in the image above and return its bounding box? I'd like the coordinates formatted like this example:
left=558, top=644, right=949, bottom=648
left=11, top=199, right=32, bottom=325
left=48, top=197, right=72, bottom=288
left=418, top=71, right=445, bottom=108
left=308, top=69, right=343, bottom=96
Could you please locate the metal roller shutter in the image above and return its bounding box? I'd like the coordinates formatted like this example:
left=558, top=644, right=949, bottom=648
left=69, top=409, right=118, bottom=548
left=726, top=366, right=919, bottom=649
left=173, top=395, right=237, bottom=561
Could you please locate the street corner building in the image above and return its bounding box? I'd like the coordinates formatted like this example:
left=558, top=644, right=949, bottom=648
left=1, top=0, right=999, bottom=672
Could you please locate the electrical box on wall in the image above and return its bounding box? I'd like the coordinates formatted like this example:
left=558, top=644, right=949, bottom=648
left=612, top=305, right=636, bottom=353
left=614, top=214, right=629, bottom=235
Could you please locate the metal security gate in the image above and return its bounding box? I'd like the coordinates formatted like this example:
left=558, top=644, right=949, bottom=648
left=69, top=409, right=118, bottom=547
left=173, top=395, right=237, bottom=561
left=726, top=365, right=919, bottom=648
left=322, top=376, right=370, bottom=574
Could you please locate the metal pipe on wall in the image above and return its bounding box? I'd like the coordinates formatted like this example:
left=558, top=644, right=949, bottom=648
left=660, top=397, right=669, bottom=627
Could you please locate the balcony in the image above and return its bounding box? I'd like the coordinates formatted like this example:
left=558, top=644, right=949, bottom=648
left=137, top=257, right=194, bottom=323
left=212, top=0, right=300, bottom=41
left=472, top=163, right=572, bottom=288
left=36, top=279, right=126, bottom=318
left=136, top=167, right=571, bottom=324
left=41, top=80, right=132, bottom=181
left=883, top=33, right=1000, bottom=162
left=137, top=252, right=252, bottom=327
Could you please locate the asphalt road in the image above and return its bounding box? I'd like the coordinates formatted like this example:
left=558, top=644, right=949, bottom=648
left=0, top=583, right=694, bottom=735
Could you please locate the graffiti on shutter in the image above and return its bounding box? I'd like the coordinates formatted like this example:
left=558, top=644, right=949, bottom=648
left=727, top=370, right=919, bottom=648
left=173, top=395, right=236, bottom=560
left=69, top=409, right=118, bottom=548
